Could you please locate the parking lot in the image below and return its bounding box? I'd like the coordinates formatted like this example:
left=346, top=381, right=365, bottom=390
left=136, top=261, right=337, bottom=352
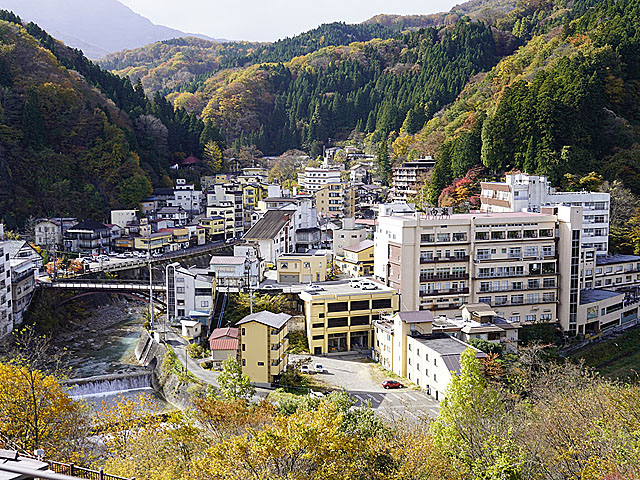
left=291, top=354, right=440, bottom=420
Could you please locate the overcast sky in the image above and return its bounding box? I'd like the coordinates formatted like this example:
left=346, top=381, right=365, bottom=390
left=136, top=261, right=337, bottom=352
left=119, top=0, right=463, bottom=42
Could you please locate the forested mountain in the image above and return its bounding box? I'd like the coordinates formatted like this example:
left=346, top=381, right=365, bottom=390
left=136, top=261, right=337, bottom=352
left=1, top=0, right=217, bottom=59
left=0, top=11, right=222, bottom=229
left=417, top=0, right=640, bottom=202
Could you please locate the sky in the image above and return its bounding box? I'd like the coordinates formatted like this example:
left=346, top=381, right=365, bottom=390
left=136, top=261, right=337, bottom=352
left=118, top=0, right=463, bottom=42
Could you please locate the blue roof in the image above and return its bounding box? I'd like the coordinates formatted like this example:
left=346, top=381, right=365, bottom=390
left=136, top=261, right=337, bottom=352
left=596, top=254, right=640, bottom=265
left=580, top=289, right=624, bottom=305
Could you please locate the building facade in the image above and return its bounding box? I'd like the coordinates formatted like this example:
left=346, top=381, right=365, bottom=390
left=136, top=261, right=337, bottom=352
left=299, top=281, right=399, bottom=355
left=276, top=252, right=328, bottom=284
left=165, top=263, right=215, bottom=322
left=480, top=173, right=610, bottom=255
left=390, top=157, right=435, bottom=202
left=0, top=226, right=13, bottom=338
left=298, top=166, right=341, bottom=193
left=336, top=240, right=374, bottom=278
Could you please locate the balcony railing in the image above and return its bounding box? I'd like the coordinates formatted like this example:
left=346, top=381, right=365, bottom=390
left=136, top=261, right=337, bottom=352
left=420, top=288, right=469, bottom=297
left=420, top=273, right=469, bottom=282
left=420, top=255, right=469, bottom=264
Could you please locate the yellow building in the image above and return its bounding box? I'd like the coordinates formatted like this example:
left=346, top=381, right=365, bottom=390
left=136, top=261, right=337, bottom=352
left=206, top=203, right=235, bottom=239
left=277, top=252, right=328, bottom=284
left=299, top=281, right=398, bottom=355
left=336, top=240, right=374, bottom=277
left=199, top=217, right=225, bottom=241
left=242, top=183, right=267, bottom=210
left=315, top=182, right=356, bottom=218
left=238, top=311, right=290, bottom=385
left=134, top=231, right=172, bottom=251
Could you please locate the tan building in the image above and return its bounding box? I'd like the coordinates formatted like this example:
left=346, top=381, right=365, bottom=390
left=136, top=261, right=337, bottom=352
left=277, top=252, right=328, bottom=284
left=375, top=206, right=560, bottom=324
left=332, top=217, right=367, bottom=256
left=300, top=281, right=399, bottom=355
left=315, top=182, right=356, bottom=218
left=336, top=240, right=374, bottom=277
left=238, top=311, right=290, bottom=385
left=373, top=309, right=486, bottom=401
left=134, top=231, right=172, bottom=252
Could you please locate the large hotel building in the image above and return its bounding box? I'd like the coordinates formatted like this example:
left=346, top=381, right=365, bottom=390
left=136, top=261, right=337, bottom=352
left=375, top=205, right=640, bottom=337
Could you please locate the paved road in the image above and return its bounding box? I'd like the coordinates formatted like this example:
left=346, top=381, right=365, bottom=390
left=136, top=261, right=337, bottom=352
left=292, top=354, right=440, bottom=419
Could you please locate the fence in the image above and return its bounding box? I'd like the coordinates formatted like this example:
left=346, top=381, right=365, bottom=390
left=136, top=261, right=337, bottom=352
left=47, top=459, right=133, bottom=480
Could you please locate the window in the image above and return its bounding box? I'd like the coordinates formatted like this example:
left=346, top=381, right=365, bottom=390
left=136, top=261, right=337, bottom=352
left=328, top=317, right=348, bottom=328
left=313, top=334, right=324, bottom=340
left=526, top=293, right=540, bottom=304
left=312, top=323, right=324, bottom=328
left=351, top=300, right=370, bottom=311
left=176, top=287, right=185, bottom=293
left=543, top=293, right=555, bottom=302
left=539, top=229, right=553, bottom=238
left=542, top=263, right=556, bottom=274
left=508, top=247, right=521, bottom=258
left=328, top=302, right=348, bottom=312
left=524, top=246, right=538, bottom=257
left=475, top=231, right=488, bottom=240
left=528, top=279, right=540, bottom=289
left=491, top=230, right=505, bottom=240
left=242, top=344, right=245, bottom=351
left=524, top=230, right=537, bottom=238
left=241, top=328, right=245, bottom=335
left=421, top=233, right=434, bottom=243
left=437, top=233, right=450, bottom=242
left=477, top=249, right=491, bottom=260
left=242, top=359, right=246, bottom=366
left=543, top=278, right=556, bottom=288
left=257, top=362, right=264, bottom=366
left=200, top=301, right=209, bottom=308
left=453, top=232, right=467, bottom=242
left=540, top=313, right=552, bottom=321
left=479, top=296, right=491, bottom=304
left=525, top=314, right=536, bottom=322
left=507, top=230, right=522, bottom=239
left=495, top=295, right=507, bottom=305
left=351, top=315, right=370, bottom=326
left=511, top=295, right=524, bottom=305
left=510, top=315, right=521, bottom=322
left=542, top=245, right=554, bottom=257
left=372, top=298, right=392, bottom=309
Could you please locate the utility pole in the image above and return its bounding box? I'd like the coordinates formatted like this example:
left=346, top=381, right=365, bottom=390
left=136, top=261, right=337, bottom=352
left=147, top=233, right=154, bottom=331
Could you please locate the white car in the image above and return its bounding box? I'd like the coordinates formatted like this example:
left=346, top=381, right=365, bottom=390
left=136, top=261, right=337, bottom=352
left=305, top=284, right=323, bottom=291
left=309, top=390, right=324, bottom=398
left=314, top=363, right=324, bottom=374
left=300, top=365, right=311, bottom=374
left=360, top=282, right=378, bottom=291
left=262, top=284, right=278, bottom=290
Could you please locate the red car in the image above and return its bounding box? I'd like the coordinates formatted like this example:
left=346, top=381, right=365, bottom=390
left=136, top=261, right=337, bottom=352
left=382, top=380, right=404, bottom=389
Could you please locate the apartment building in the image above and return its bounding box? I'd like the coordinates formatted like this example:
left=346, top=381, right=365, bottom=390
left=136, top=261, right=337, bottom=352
left=165, top=262, right=215, bottom=322
left=315, top=182, right=356, bottom=218
left=335, top=240, right=374, bottom=278
left=298, top=166, right=341, bottom=193
left=389, top=157, right=435, bottom=202
left=207, top=183, right=244, bottom=236
left=299, top=281, right=399, bottom=355
left=480, top=173, right=610, bottom=254
left=34, top=217, right=77, bottom=249
left=238, top=311, right=290, bottom=385
left=243, top=210, right=294, bottom=266
left=0, top=226, right=12, bottom=338
left=375, top=206, right=560, bottom=325
left=7, top=241, right=41, bottom=326
left=167, top=179, right=203, bottom=216
left=373, top=310, right=486, bottom=401
left=64, top=220, right=112, bottom=255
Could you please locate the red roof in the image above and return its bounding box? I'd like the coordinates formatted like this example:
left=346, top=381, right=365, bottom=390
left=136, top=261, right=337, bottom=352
left=182, top=155, right=200, bottom=165
left=209, top=327, right=238, bottom=351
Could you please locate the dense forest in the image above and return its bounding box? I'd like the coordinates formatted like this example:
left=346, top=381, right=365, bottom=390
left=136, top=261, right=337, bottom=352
left=0, top=11, right=224, bottom=228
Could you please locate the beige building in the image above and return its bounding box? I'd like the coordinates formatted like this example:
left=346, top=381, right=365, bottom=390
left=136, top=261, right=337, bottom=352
left=315, top=182, right=356, bottom=218
left=238, top=311, right=290, bottom=385
left=373, top=309, right=486, bottom=401
left=336, top=240, right=374, bottom=278
left=277, top=252, right=328, bottom=284
left=300, top=281, right=399, bottom=355
left=332, top=217, right=367, bottom=256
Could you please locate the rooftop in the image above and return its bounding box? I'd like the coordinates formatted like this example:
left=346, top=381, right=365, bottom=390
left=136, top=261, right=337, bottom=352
left=209, top=256, right=247, bottom=266
left=68, top=219, right=109, bottom=232
left=396, top=310, right=434, bottom=324
left=596, top=254, right=640, bottom=265
left=209, top=327, right=239, bottom=351
left=299, top=279, right=395, bottom=299
left=410, top=335, right=486, bottom=374
left=580, top=288, right=624, bottom=305
left=237, top=310, right=291, bottom=329
left=344, top=240, right=374, bottom=253
left=244, top=210, right=291, bottom=239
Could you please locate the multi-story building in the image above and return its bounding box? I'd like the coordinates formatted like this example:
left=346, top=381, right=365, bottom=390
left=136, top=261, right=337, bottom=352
left=389, top=157, right=435, bottom=202
left=373, top=309, right=487, bottom=400
left=315, top=182, right=356, bottom=218
left=208, top=247, right=260, bottom=292
left=335, top=240, right=374, bottom=278
left=350, top=163, right=371, bottom=184
left=298, top=166, right=341, bottom=193
left=299, top=280, right=399, bottom=355
left=34, top=217, right=77, bottom=249
left=7, top=241, right=41, bottom=327
left=167, top=179, right=203, bottom=216
left=0, top=225, right=13, bottom=338
left=206, top=202, right=235, bottom=239
left=134, top=230, right=172, bottom=252
left=165, top=262, right=215, bottom=322
left=243, top=210, right=294, bottom=267
left=110, top=210, right=138, bottom=229
left=332, top=217, right=367, bottom=256
left=64, top=220, right=112, bottom=255
left=375, top=206, right=560, bottom=323
left=480, top=173, right=610, bottom=254
left=276, top=252, right=328, bottom=284
left=156, top=206, right=188, bottom=227
left=238, top=311, right=290, bottom=385
left=207, top=183, right=244, bottom=236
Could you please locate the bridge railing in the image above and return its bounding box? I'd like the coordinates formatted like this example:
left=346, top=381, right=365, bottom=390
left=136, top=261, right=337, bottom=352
left=51, top=279, right=162, bottom=286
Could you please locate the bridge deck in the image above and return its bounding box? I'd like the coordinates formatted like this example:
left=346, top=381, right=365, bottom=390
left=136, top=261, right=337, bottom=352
left=43, top=281, right=165, bottom=292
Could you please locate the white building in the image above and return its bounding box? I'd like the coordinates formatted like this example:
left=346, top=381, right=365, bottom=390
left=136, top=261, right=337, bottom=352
left=206, top=183, right=244, bottom=236
left=7, top=241, right=41, bottom=327
left=0, top=225, right=13, bottom=338
left=34, top=217, right=77, bottom=249
left=165, top=263, right=215, bottom=322
left=110, top=210, right=138, bottom=229
left=297, top=166, right=341, bottom=193
left=208, top=247, right=260, bottom=292
left=332, top=217, right=367, bottom=256
left=480, top=173, right=610, bottom=254
left=167, top=179, right=204, bottom=216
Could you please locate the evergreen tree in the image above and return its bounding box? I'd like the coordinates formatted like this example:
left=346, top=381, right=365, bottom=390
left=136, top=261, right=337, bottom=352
left=21, top=88, right=45, bottom=148
left=376, top=137, right=392, bottom=186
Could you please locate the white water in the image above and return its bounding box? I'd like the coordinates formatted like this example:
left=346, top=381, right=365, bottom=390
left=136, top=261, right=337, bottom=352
left=67, top=373, right=152, bottom=398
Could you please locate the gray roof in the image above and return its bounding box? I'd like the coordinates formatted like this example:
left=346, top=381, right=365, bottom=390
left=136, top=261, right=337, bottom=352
left=580, top=288, right=623, bottom=305
left=209, top=256, right=246, bottom=265
left=396, top=310, right=434, bottom=324
left=237, top=310, right=291, bottom=328
left=412, top=336, right=486, bottom=374
left=244, top=210, right=291, bottom=240
left=596, top=254, right=640, bottom=265
left=344, top=240, right=374, bottom=253
left=5, top=240, right=27, bottom=258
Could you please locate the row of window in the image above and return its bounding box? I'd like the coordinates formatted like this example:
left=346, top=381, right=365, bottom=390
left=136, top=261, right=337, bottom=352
left=479, top=293, right=556, bottom=305
left=324, top=298, right=392, bottom=313
left=479, top=278, right=556, bottom=292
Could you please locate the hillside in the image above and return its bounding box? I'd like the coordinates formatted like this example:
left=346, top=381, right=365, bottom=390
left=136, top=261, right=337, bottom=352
left=414, top=0, right=640, bottom=202
left=1, top=0, right=217, bottom=59
left=0, top=11, right=220, bottom=229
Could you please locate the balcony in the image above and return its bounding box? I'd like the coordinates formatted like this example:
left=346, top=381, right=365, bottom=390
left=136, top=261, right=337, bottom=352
left=420, top=255, right=469, bottom=264
left=420, top=288, right=469, bottom=297
left=425, top=303, right=463, bottom=311
left=420, top=273, right=469, bottom=282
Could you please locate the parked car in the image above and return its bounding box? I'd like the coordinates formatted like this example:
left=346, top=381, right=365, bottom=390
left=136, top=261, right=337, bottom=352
left=382, top=380, right=404, bottom=389
left=314, top=363, right=324, bottom=374
left=300, top=365, right=311, bottom=374
left=360, top=282, right=378, bottom=290
left=309, top=390, right=324, bottom=398
left=262, top=284, right=278, bottom=290
left=305, top=284, right=323, bottom=291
